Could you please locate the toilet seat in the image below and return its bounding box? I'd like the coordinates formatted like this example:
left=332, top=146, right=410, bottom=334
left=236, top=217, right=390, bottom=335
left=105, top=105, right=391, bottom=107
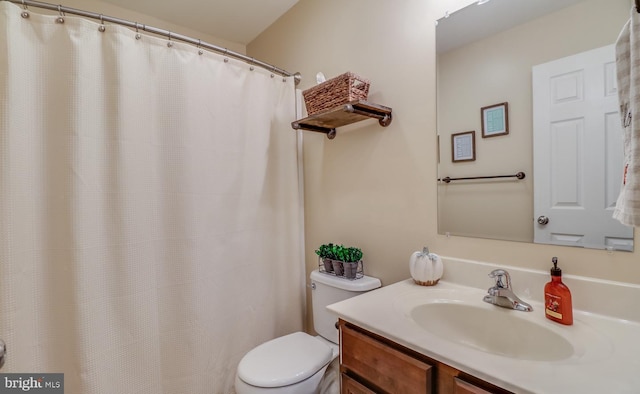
left=237, top=332, right=333, bottom=388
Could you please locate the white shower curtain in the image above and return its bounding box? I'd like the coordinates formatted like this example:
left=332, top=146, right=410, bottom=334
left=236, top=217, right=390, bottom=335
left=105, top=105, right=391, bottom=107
left=0, top=2, right=303, bottom=393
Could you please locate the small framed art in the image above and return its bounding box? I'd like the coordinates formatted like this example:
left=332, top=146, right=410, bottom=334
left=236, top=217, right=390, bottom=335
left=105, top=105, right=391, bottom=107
left=451, top=131, right=476, bottom=162
left=481, top=102, right=509, bottom=138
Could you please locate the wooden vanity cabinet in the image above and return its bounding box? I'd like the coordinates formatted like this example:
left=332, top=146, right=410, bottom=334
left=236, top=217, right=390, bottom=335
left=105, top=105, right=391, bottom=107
left=338, top=320, right=513, bottom=394
left=340, top=320, right=432, bottom=393
left=341, top=374, right=377, bottom=394
left=453, top=378, right=493, bottom=394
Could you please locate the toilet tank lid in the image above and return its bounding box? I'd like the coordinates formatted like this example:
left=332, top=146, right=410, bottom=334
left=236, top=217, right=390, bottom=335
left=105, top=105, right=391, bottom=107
left=310, top=269, right=381, bottom=291
left=237, top=332, right=333, bottom=388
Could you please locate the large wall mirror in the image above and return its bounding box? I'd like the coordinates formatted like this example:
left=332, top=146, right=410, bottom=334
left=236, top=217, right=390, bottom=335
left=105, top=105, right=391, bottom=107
left=436, top=0, right=635, bottom=251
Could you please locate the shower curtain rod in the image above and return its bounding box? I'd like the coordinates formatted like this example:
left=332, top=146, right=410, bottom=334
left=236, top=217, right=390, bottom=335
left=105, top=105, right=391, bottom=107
left=4, top=0, right=301, bottom=85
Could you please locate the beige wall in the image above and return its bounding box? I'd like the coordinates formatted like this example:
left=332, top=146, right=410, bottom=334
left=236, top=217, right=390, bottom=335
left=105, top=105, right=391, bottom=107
left=248, top=0, right=640, bottom=330
left=248, top=0, right=436, bottom=288
left=437, top=0, right=628, bottom=243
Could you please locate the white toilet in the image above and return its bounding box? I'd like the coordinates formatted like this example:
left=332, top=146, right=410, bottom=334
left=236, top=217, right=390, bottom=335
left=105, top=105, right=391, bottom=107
left=235, top=269, right=381, bottom=394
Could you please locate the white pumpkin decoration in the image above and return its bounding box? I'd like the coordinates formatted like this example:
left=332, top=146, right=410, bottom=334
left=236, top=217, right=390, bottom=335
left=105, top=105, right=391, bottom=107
left=409, top=247, right=443, bottom=286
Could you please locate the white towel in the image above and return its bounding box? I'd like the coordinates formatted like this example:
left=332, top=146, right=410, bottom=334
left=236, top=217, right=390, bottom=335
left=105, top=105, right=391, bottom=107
left=614, top=7, right=640, bottom=227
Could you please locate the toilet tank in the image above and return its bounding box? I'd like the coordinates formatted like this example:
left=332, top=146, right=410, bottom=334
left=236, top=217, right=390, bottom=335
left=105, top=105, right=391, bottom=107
left=310, top=269, right=381, bottom=344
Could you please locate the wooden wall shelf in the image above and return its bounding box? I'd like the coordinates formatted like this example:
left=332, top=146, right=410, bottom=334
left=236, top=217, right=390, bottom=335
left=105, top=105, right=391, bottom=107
left=291, top=100, right=392, bottom=139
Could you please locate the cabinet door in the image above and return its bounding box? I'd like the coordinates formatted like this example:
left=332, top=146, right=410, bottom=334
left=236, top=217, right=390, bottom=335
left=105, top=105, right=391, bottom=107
left=341, top=323, right=432, bottom=393
left=454, top=377, right=493, bottom=394
left=342, top=373, right=377, bottom=394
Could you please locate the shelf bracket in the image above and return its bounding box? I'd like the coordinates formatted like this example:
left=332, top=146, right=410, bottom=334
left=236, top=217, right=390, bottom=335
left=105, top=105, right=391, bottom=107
left=291, top=122, right=337, bottom=139
left=291, top=100, right=392, bottom=139
left=344, top=103, right=393, bottom=127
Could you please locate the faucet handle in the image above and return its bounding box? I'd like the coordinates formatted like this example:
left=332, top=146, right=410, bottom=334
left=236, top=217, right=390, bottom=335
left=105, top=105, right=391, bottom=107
left=488, top=269, right=511, bottom=289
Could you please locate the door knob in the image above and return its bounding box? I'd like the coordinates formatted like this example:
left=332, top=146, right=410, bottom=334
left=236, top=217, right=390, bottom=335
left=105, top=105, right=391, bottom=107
left=537, top=216, right=549, bottom=225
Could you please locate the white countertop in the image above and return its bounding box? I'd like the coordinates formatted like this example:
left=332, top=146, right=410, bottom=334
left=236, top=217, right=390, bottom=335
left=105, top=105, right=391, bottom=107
left=327, top=278, right=640, bottom=394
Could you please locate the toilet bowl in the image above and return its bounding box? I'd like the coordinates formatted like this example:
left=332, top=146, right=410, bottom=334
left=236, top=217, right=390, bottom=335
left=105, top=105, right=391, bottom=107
left=234, top=332, right=338, bottom=394
left=234, top=270, right=381, bottom=394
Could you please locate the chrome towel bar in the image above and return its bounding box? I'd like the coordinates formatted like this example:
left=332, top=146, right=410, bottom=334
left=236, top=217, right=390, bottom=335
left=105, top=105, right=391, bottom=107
left=438, top=171, right=525, bottom=184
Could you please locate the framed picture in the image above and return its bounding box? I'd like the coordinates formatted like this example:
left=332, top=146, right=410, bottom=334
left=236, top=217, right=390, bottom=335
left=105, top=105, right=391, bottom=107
left=481, top=102, right=509, bottom=138
left=451, top=131, right=476, bottom=162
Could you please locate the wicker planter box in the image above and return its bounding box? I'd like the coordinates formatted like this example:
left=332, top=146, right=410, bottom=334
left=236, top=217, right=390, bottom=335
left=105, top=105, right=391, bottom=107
left=321, top=257, right=334, bottom=273
left=343, top=261, right=360, bottom=280
left=303, top=72, right=370, bottom=115
left=318, top=258, right=364, bottom=280
left=332, top=260, right=345, bottom=276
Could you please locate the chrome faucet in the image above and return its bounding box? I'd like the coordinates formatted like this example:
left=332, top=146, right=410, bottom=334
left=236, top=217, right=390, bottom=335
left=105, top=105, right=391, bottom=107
left=483, top=269, right=533, bottom=312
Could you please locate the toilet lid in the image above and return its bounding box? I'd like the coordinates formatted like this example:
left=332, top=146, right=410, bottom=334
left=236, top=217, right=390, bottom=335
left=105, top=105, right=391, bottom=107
left=237, top=332, right=333, bottom=388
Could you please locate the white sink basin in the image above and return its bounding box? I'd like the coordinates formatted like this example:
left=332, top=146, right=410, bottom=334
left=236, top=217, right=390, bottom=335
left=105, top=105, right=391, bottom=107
left=410, top=302, right=573, bottom=361
left=396, top=288, right=612, bottom=364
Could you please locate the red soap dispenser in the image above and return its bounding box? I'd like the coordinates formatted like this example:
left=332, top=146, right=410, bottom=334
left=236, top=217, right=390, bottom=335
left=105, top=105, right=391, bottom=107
left=544, top=257, right=573, bottom=325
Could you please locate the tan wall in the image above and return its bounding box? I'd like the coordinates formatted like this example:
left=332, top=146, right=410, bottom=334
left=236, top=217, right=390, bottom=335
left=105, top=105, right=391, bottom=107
left=27, top=0, right=245, bottom=54
left=437, top=0, right=628, bottom=242
left=248, top=0, right=437, bottom=288
left=248, top=0, right=639, bottom=332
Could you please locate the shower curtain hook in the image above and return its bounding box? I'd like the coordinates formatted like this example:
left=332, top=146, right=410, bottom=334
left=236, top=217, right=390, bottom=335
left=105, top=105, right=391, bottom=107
left=223, top=48, right=229, bottom=63
left=56, top=4, right=65, bottom=24
left=134, top=22, right=141, bottom=40
left=197, top=39, right=203, bottom=55
left=249, top=57, right=255, bottom=71
left=167, top=31, right=173, bottom=48
left=98, top=14, right=106, bottom=32
left=20, top=0, right=29, bottom=18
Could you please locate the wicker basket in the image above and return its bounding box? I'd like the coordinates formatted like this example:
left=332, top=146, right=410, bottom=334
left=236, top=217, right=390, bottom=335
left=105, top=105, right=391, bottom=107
left=302, top=72, right=370, bottom=115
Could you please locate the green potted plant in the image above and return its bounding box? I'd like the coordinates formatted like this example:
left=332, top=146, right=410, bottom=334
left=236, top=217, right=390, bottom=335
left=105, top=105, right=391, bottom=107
left=315, top=243, right=336, bottom=273
left=338, top=246, right=363, bottom=279
left=316, top=243, right=363, bottom=279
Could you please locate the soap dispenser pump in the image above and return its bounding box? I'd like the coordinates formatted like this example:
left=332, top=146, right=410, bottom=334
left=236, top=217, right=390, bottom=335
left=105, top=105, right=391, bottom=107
left=544, top=257, right=573, bottom=325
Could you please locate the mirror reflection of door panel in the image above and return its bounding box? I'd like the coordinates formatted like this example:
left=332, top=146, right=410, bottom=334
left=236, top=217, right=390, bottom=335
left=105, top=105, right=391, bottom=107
left=532, top=44, right=633, bottom=251
left=435, top=0, right=633, bottom=251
